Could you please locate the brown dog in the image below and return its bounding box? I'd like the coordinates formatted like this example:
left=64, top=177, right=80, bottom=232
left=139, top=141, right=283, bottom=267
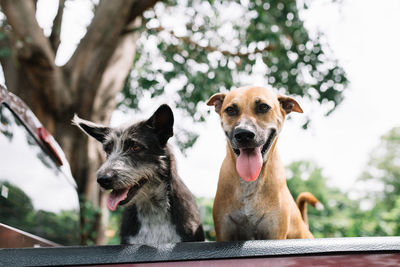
left=207, top=86, right=321, bottom=241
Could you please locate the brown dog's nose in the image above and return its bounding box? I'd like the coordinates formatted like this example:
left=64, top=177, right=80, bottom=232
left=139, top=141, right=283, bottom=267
left=97, top=172, right=115, bottom=189
left=234, top=128, right=255, bottom=143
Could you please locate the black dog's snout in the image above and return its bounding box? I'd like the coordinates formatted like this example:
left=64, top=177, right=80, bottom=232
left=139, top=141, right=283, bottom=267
left=97, top=172, right=115, bottom=189
left=234, top=128, right=255, bottom=143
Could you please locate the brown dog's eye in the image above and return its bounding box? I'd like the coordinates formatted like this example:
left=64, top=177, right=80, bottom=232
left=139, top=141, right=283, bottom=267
left=225, top=106, right=238, bottom=116
left=256, top=103, right=270, bottom=114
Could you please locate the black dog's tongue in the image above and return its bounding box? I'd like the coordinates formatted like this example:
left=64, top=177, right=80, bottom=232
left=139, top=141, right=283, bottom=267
left=107, top=188, right=129, bottom=211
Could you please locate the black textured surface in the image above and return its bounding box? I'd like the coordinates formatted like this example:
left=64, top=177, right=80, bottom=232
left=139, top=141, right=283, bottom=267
left=1, top=237, right=400, bottom=267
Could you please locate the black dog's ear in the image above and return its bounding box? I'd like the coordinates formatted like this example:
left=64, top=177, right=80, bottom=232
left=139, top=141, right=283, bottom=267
left=72, top=114, right=110, bottom=143
left=146, top=104, right=174, bottom=145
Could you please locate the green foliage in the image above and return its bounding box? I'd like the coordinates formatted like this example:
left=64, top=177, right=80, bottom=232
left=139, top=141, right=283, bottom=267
left=0, top=181, right=80, bottom=245
left=359, top=127, right=400, bottom=210
left=0, top=181, right=34, bottom=228
left=106, top=206, right=124, bottom=245
left=79, top=195, right=101, bottom=245
left=286, top=161, right=358, bottom=238
left=175, top=129, right=199, bottom=154
left=355, top=126, right=400, bottom=236
left=381, top=198, right=400, bottom=236
left=33, top=209, right=80, bottom=245
left=288, top=127, right=400, bottom=238
left=0, top=22, right=11, bottom=58
left=196, top=197, right=216, bottom=241
left=122, top=0, right=348, bottom=128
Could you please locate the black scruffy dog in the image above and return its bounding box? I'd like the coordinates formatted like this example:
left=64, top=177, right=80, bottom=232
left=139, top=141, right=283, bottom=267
left=73, top=104, right=204, bottom=244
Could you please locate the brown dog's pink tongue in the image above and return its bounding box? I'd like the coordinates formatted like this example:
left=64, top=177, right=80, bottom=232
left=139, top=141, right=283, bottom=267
left=236, top=147, right=263, bottom=182
left=107, top=188, right=129, bottom=211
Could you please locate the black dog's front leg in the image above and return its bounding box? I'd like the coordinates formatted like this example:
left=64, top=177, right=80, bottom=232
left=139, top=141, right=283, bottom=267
left=120, top=205, right=141, bottom=244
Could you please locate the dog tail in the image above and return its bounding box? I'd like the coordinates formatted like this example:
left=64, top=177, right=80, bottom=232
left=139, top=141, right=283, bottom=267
left=296, top=192, right=324, bottom=227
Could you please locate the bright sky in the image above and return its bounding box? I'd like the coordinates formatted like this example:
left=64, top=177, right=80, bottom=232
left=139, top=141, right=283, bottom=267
left=1, top=0, right=399, bottom=199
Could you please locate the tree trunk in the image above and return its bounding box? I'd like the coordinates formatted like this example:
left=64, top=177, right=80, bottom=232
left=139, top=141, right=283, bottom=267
left=0, top=0, right=160, bottom=245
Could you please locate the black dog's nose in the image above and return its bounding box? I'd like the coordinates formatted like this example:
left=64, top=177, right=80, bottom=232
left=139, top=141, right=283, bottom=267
left=234, top=128, right=255, bottom=143
left=97, top=172, right=114, bottom=189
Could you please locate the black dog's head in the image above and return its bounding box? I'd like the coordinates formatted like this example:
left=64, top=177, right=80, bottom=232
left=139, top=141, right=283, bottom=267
left=73, top=104, right=174, bottom=211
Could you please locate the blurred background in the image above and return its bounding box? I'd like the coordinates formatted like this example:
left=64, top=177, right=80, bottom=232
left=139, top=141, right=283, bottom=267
left=0, top=0, right=399, bottom=244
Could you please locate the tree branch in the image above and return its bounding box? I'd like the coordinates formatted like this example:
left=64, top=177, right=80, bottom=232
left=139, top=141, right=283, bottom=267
left=65, top=0, right=135, bottom=95
left=126, top=0, right=160, bottom=23
left=66, top=0, right=161, bottom=117
left=49, top=0, right=65, bottom=53
left=31, top=0, right=38, bottom=11
left=92, top=17, right=142, bottom=123
left=0, top=0, right=72, bottom=112
left=151, top=26, right=274, bottom=58
left=0, top=0, right=54, bottom=65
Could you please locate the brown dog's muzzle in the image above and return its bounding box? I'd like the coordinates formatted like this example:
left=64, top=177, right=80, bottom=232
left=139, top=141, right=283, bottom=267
left=230, top=126, right=277, bottom=183
left=234, top=128, right=256, bottom=146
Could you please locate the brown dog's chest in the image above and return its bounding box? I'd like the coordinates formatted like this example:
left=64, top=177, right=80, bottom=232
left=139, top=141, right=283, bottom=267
left=225, top=200, right=282, bottom=240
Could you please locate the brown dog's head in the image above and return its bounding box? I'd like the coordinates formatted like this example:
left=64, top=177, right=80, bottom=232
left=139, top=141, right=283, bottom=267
left=207, top=86, right=302, bottom=182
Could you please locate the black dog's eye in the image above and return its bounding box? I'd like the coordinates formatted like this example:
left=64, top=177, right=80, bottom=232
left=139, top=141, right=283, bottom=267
left=225, top=106, right=238, bottom=116
left=103, top=142, right=113, bottom=154
left=124, top=139, right=143, bottom=153
left=256, top=103, right=271, bottom=114
left=130, top=144, right=142, bottom=152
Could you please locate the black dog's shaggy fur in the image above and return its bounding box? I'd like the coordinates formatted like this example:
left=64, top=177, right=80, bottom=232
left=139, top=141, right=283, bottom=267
left=74, top=104, right=204, bottom=244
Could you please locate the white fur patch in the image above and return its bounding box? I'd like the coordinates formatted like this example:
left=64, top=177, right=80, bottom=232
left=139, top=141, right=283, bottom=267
left=127, top=209, right=181, bottom=244
left=126, top=179, right=182, bottom=244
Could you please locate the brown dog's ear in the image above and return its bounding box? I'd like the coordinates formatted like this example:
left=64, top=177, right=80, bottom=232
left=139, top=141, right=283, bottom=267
left=207, top=93, right=226, bottom=114
left=278, top=95, right=303, bottom=114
